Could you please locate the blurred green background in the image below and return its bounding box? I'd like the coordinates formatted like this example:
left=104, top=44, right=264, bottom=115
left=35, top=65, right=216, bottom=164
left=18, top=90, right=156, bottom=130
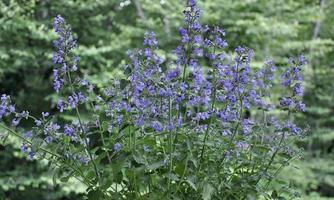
left=0, top=0, right=333, bottom=199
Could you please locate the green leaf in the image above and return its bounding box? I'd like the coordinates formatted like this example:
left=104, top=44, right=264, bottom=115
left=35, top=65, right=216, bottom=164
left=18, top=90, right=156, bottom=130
left=100, top=176, right=113, bottom=190
left=133, top=151, right=147, bottom=165
left=186, top=179, right=197, bottom=191
left=86, top=170, right=96, bottom=181
left=114, top=171, right=123, bottom=184
left=166, top=173, right=179, bottom=181
left=87, top=189, right=105, bottom=200
left=150, top=173, right=158, bottom=187
left=60, top=176, right=70, bottom=183
left=202, top=182, right=214, bottom=200
left=271, top=190, right=278, bottom=198
left=146, top=161, right=165, bottom=171
left=52, top=168, right=60, bottom=186
left=60, top=170, right=75, bottom=183
left=120, top=79, right=129, bottom=89
left=0, top=130, right=9, bottom=145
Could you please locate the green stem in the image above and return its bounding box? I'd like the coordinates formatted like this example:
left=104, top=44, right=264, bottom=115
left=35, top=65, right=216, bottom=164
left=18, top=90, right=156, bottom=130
left=264, top=156, right=295, bottom=190
left=219, top=105, right=243, bottom=167
left=90, top=102, right=112, bottom=163
left=0, top=123, right=91, bottom=186
left=66, top=72, right=100, bottom=180
left=168, top=97, right=173, bottom=197
left=198, top=46, right=218, bottom=171
left=174, top=18, right=193, bottom=146
left=255, top=132, right=285, bottom=185
left=254, top=110, right=291, bottom=186
left=176, top=156, right=189, bottom=193
left=198, top=72, right=217, bottom=172
left=219, top=60, right=243, bottom=167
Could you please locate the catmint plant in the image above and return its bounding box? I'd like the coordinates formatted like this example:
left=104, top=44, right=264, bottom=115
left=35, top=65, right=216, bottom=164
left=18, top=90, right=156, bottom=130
left=0, top=1, right=307, bottom=199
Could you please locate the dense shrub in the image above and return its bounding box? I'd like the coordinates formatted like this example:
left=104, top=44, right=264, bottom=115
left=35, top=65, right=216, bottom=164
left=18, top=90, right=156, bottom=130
left=0, top=1, right=307, bottom=199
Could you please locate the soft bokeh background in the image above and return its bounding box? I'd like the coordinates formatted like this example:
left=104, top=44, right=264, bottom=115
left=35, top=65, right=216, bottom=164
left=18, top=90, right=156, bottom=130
left=0, top=0, right=333, bottom=199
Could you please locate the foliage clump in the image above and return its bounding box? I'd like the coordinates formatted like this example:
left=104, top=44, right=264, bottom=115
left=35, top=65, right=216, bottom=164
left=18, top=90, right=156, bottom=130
left=0, top=1, right=307, bottom=199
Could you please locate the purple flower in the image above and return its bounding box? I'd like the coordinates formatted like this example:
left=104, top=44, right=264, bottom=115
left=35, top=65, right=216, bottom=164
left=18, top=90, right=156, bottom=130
left=57, top=100, right=64, bottom=112
left=52, top=15, right=79, bottom=92
left=167, top=123, right=174, bottom=131
left=194, top=48, right=203, bottom=57
left=68, top=92, right=86, bottom=109
left=18, top=111, right=29, bottom=118
left=0, top=96, right=14, bottom=118
left=72, top=56, right=80, bottom=71
left=20, top=144, right=28, bottom=153
left=0, top=3, right=309, bottom=191
left=293, top=83, right=303, bottom=96
left=217, top=108, right=237, bottom=123
left=143, top=32, right=158, bottom=47
left=166, top=68, right=180, bottom=80
left=143, top=145, right=150, bottom=152
left=144, top=48, right=152, bottom=58
left=44, top=122, right=60, bottom=135
left=296, top=101, right=306, bottom=112
left=215, top=36, right=228, bottom=48
left=298, top=54, right=307, bottom=65
left=151, top=121, right=163, bottom=132
left=24, top=131, right=33, bottom=138
left=208, top=53, right=216, bottom=60
left=42, top=112, right=49, bottom=118
left=284, top=122, right=301, bottom=135
left=28, top=151, right=35, bottom=159
left=204, top=39, right=213, bottom=47
left=281, top=61, right=303, bottom=88
left=242, top=119, right=252, bottom=134
left=116, top=115, right=123, bottom=125
left=114, top=142, right=122, bottom=152
left=235, top=46, right=246, bottom=54
left=179, top=28, right=190, bottom=43
left=0, top=108, right=6, bottom=118
left=12, top=118, right=21, bottom=126
left=193, top=35, right=202, bottom=44
left=222, top=130, right=230, bottom=136
left=35, top=119, right=42, bottom=127
left=195, top=125, right=207, bottom=134
left=64, top=124, right=75, bottom=137
left=134, top=115, right=145, bottom=127
left=280, top=97, right=294, bottom=108
left=53, top=15, right=65, bottom=33
left=179, top=28, right=187, bottom=36
left=177, top=117, right=183, bottom=128
left=195, top=112, right=210, bottom=121
left=44, top=136, right=54, bottom=144
left=236, top=141, right=246, bottom=149
left=79, top=157, right=90, bottom=165
left=188, top=0, right=196, bottom=7
left=268, top=117, right=281, bottom=130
